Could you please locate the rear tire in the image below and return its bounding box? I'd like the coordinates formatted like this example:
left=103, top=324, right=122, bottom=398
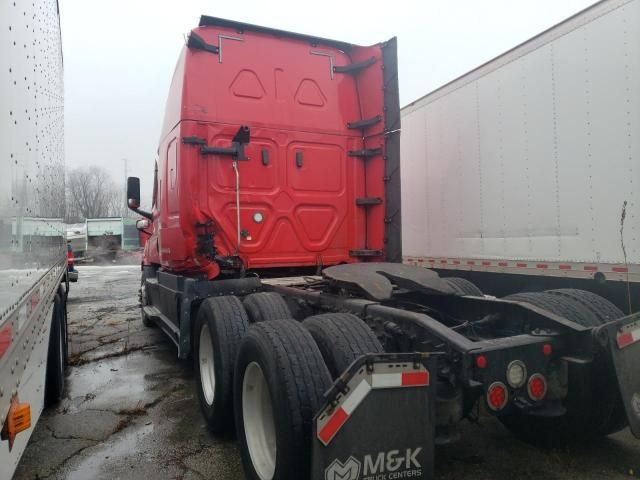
left=547, top=289, right=624, bottom=322
left=546, top=289, right=628, bottom=434
left=303, top=313, right=384, bottom=378
left=235, top=319, right=331, bottom=480
left=444, top=277, right=483, bottom=296
left=500, top=290, right=626, bottom=446
left=57, top=286, right=69, bottom=365
left=45, top=295, right=65, bottom=406
left=140, top=268, right=155, bottom=328
left=243, top=292, right=291, bottom=323
left=194, top=296, right=249, bottom=433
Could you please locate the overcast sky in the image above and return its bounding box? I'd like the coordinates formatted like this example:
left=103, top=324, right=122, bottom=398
left=59, top=0, right=596, bottom=203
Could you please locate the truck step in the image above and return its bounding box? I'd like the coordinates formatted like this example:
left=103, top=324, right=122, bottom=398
left=333, top=56, right=377, bottom=74
left=348, top=147, right=382, bottom=158
left=349, top=249, right=383, bottom=257
left=347, top=115, right=382, bottom=130
left=143, top=306, right=180, bottom=346
left=355, top=197, right=383, bottom=206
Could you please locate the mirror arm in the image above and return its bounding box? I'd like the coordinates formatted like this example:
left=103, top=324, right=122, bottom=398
left=129, top=205, right=153, bottom=220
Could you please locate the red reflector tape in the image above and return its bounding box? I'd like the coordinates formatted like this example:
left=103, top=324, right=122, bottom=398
left=402, top=371, right=430, bottom=386
left=0, top=324, right=12, bottom=360
left=317, top=368, right=430, bottom=445
left=617, top=328, right=640, bottom=349
left=318, top=407, right=348, bottom=445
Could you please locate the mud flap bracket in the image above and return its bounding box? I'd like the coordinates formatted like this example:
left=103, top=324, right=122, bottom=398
left=311, top=353, right=436, bottom=480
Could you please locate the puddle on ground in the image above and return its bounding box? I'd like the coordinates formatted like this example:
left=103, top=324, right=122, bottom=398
left=64, top=423, right=154, bottom=480
left=64, top=349, right=181, bottom=413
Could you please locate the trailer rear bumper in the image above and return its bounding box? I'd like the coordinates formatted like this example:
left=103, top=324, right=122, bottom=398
left=594, top=312, right=640, bottom=438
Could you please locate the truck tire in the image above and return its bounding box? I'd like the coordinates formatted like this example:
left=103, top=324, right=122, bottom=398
left=194, top=296, right=249, bottom=433
left=234, top=319, right=332, bottom=480
left=243, top=292, right=291, bottom=323
left=57, top=286, right=69, bottom=365
left=500, top=290, right=626, bottom=446
left=303, top=313, right=384, bottom=378
left=546, top=288, right=628, bottom=435
left=505, top=291, right=600, bottom=326
left=547, top=289, right=624, bottom=322
left=140, top=268, right=155, bottom=327
left=45, top=294, right=66, bottom=406
left=443, top=277, right=483, bottom=296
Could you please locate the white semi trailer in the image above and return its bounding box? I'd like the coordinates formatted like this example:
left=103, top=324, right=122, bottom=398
left=0, top=1, right=70, bottom=478
left=401, top=0, right=639, bottom=310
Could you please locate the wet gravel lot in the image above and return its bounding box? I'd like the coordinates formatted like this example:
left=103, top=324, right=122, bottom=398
left=14, top=265, right=640, bottom=479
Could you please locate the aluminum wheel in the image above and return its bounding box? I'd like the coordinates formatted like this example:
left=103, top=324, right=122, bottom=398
left=199, top=323, right=216, bottom=406
left=242, top=361, right=276, bottom=480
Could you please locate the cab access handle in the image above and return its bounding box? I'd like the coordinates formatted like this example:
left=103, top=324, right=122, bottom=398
left=186, top=125, right=251, bottom=160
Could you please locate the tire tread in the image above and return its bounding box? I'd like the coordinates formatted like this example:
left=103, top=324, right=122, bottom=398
left=444, top=277, right=483, bottom=296
left=303, top=313, right=383, bottom=378
left=243, top=292, right=291, bottom=323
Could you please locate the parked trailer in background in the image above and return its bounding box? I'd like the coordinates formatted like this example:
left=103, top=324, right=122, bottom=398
left=0, top=0, right=70, bottom=478
left=129, top=13, right=639, bottom=480
left=401, top=0, right=640, bottom=311
left=85, top=217, right=141, bottom=261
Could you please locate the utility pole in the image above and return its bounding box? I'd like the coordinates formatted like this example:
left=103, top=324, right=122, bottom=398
left=123, top=158, right=128, bottom=218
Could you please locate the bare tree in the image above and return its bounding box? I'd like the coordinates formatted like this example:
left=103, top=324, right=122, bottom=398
left=66, top=166, right=120, bottom=222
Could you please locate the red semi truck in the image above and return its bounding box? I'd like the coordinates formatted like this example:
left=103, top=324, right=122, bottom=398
left=127, top=17, right=640, bottom=480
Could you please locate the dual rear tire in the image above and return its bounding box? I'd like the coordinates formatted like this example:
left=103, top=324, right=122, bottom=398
left=194, top=296, right=249, bottom=433
left=500, top=289, right=627, bottom=446
left=45, top=294, right=67, bottom=406
left=194, top=294, right=383, bottom=479
left=235, top=320, right=331, bottom=480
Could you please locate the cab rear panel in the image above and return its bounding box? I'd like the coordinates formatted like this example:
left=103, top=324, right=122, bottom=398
left=151, top=18, right=400, bottom=279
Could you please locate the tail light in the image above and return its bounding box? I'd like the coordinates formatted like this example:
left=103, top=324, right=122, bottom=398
left=67, top=247, right=74, bottom=268
left=475, top=355, right=487, bottom=369
left=527, top=374, right=547, bottom=401
left=487, top=382, right=508, bottom=411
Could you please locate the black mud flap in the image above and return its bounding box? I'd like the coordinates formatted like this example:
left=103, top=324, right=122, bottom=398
left=311, top=353, right=436, bottom=480
left=594, top=312, right=640, bottom=438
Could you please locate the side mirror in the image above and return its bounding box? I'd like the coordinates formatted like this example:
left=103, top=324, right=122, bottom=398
left=136, top=218, right=151, bottom=231
left=126, top=176, right=152, bottom=220
left=127, top=177, right=141, bottom=209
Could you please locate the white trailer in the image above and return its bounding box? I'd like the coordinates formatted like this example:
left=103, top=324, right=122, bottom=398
left=401, top=0, right=639, bottom=305
left=0, top=1, right=69, bottom=478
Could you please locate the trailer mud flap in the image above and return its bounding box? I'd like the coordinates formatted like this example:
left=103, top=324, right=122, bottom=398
left=594, top=312, right=640, bottom=438
left=311, top=354, right=436, bottom=480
